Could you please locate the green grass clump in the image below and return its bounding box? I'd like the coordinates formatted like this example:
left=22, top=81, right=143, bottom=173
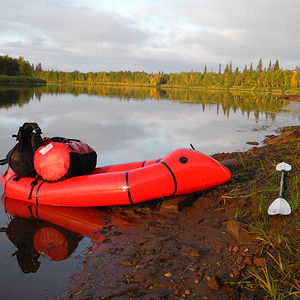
left=0, top=75, right=46, bottom=85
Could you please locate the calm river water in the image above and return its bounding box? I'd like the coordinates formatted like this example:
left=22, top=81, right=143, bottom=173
left=0, top=84, right=299, bottom=299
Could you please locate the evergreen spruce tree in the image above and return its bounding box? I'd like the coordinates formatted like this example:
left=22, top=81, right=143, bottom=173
left=274, top=60, right=280, bottom=71
left=257, top=59, right=263, bottom=73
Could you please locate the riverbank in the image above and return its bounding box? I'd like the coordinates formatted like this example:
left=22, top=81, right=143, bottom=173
left=60, top=127, right=300, bottom=300
left=0, top=75, right=46, bottom=85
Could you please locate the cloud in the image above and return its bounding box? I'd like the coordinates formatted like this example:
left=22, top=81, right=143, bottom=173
left=169, top=0, right=300, bottom=69
left=0, top=0, right=300, bottom=73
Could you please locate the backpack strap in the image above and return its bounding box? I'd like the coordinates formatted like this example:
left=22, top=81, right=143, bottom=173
left=31, top=132, right=44, bottom=153
left=50, top=136, right=81, bottom=143
left=0, top=158, right=7, bottom=165
left=17, top=123, right=42, bottom=150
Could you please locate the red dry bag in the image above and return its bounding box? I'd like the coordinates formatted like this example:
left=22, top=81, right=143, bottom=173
left=34, top=137, right=97, bottom=182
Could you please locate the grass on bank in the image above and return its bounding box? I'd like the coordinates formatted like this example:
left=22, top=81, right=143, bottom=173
left=222, top=126, right=300, bottom=299
left=0, top=75, right=46, bottom=85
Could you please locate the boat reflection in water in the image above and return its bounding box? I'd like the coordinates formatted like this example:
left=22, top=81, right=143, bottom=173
left=1, top=194, right=139, bottom=273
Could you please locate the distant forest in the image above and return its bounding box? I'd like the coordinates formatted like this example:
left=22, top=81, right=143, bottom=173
left=1, top=54, right=300, bottom=89
left=0, top=55, right=34, bottom=76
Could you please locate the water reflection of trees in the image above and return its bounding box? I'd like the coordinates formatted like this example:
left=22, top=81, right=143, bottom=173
left=0, top=85, right=44, bottom=108
left=164, top=89, right=288, bottom=119
left=0, top=85, right=289, bottom=118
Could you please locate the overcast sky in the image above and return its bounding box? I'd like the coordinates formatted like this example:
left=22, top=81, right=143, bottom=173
left=1, top=0, right=299, bottom=74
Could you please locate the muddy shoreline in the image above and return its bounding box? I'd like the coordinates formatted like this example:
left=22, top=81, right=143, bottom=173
left=60, top=128, right=300, bottom=300
left=61, top=195, right=261, bottom=300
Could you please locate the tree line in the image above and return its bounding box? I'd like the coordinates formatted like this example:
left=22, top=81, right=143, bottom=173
left=0, top=55, right=35, bottom=77
left=1, top=55, right=300, bottom=89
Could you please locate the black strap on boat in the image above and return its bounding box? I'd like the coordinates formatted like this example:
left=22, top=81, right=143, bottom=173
left=125, top=171, right=134, bottom=205
left=28, top=205, right=34, bottom=217
left=4, top=174, right=16, bottom=192
left=28, top=177, right=39, bottom=200
left=35, top=181, right=46, bottom=206
left=160, top=161, right=177, bottom=196
left=27, top=205, right=38, bottom=219
left=142, top=159, right=160, bottom=167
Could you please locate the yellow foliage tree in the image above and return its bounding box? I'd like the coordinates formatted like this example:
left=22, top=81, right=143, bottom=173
left=291, top=69, right=300, bottom=88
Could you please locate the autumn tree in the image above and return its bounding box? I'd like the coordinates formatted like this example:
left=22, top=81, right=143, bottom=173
left=0, top=55, right=19, bottom=75
left=18, top=57, right=33, bottom=76
left=291, top=69, right=300, bottom=88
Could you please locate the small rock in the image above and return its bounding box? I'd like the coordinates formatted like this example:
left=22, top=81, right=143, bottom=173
left=221, top=158, right=239, bottom=166
left=160, top=194, right=197, bottom=213
left=233, top=246, right=240, bottom=253
left=174, top=289, right=180, bottom=296
left=232, top=268, right=240, bottom=277
left=207, top=275, right=222, bottom=291
left=216, top=248, right=222, bottom=254
left=226, top=220, right=254, bottom=244
left=263, top=129, right=300, bottom=144
left=237, top=256, right=244, bottom=264
left=253, top=257, right=265, bottom=266
left=185, top=290, right=191, bottom=295
left=189, top=251, right=201, bottom=258
left=119, top=260, right=137, bottom=266
left=164, top=272, right=173, bottom=277
left=246, top=141, right=259, bottom=145
left=159, top=197, right=181, bottom=213
left=239, top=265, right=246, bottom=271
left=243, top=257, right=252, bottom=265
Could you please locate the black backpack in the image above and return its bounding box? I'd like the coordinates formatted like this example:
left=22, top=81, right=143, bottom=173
left=0, top=123, right=44, bottom=179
